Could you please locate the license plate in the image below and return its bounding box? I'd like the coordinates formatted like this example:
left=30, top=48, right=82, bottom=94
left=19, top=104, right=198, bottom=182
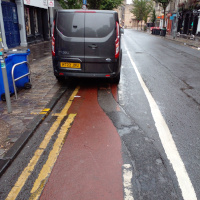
left=60, top=62, right=81, bottom=69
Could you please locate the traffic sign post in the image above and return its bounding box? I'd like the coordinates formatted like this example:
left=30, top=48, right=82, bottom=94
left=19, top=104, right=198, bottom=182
left=48, top=0, right=54, bottom=7
left=82, top=0, right=87, bottom=9
left=0, top=30, right=12, bottom=113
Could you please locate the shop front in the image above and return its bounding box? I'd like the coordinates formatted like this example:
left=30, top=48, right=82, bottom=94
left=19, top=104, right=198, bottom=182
left=177, top=1, right=200, bottom=36
left=24, top=0, right=50, bottom=44
left=168, top=14, right=177, bottom=35
left=167, top=13, right=172, bottom=34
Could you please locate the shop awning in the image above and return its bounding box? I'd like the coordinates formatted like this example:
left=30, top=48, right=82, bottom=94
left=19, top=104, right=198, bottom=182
left=24, top=0, right=48, bottom=9
left=170, top=14, right=177, bottom=20
left=157, top=15, right=164, bottom=19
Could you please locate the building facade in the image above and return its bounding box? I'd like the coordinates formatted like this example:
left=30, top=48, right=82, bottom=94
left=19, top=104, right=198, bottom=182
left=155, top=0, right=200, bottom=36
left=23, top=0, right=50, bottom=44
left=117, top=0, right=141, bottom=29
left=177, top=0, right=200, bottom=35
left=0, top=0, right=61, bottom=50
left=116, top=0, right=200, bottom=36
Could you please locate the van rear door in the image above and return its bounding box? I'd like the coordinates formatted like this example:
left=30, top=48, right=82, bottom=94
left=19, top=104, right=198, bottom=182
left=56, top=11, right=85, bottom=72
left=84, top=12, right=116, bottom=73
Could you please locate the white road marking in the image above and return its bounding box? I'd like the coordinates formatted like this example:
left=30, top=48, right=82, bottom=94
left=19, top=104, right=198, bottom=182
left=118, top=90, right=124, bottom=106
left=125, top=44, right=197, bottom=200
left=123, top=164, right=134, bottom=200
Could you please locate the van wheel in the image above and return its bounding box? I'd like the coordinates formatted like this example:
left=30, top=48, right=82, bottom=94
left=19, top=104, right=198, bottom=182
left=112, top=73, right=120, bottom=84
left=56, top=76, right=65, bottom=82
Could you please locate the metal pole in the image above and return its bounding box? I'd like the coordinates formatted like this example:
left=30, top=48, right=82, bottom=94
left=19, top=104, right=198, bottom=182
left=0, top=30, right=12, bottom=113
left=82, top=0, right=87, bottom=9
left=173, top=0, right=179, bottom=39
left=0, top=0, right=8, bottom=50
left=49, top=7, right=54, bottom=36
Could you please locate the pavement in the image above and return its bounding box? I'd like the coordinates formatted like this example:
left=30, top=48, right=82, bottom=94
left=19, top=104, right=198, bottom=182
left=147, top=28, right=200, bottom=49
left=165, top=33, right=200, bottom=49
left=0, top=41, right=68, bottom=175
left=0, top=30, right=199, bottom=176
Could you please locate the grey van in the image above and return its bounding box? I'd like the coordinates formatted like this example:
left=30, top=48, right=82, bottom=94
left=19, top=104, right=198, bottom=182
left=52, top=9, right=122, bottom=83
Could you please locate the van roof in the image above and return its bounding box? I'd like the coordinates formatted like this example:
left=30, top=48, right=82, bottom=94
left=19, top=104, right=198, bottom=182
left=56, top=9, right=117, bottom=14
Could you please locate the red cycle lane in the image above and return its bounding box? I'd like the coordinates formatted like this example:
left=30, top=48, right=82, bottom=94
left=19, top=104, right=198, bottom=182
left=40, top=85, right=124, bottom=200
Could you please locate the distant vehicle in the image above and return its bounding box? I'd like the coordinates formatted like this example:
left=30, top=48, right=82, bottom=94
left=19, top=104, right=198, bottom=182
left=52, top=9, right=122, bottom=83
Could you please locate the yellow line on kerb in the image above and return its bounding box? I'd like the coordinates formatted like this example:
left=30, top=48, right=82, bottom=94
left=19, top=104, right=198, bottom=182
left=29, top=114, right=76, bottom=200
left=6, top=86, right=80, bottom=200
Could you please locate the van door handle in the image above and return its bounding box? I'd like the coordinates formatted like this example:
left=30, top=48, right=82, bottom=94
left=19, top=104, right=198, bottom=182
left=88, top=44, right=98, bottom=49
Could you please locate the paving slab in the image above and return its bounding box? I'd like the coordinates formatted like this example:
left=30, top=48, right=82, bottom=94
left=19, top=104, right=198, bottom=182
left=0, top=41, right=63, bottom=160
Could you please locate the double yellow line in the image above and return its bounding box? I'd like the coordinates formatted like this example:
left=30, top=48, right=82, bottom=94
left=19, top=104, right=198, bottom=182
left=6, top=87, right=80, bottom=200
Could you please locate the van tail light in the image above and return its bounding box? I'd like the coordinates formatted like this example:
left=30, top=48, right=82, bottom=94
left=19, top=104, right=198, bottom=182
left=115, top=22, right=120, bottom=59
left=52, top=20, right=55, bottom=56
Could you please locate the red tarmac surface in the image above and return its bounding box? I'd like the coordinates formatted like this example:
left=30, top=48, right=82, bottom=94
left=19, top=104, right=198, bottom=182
left=40, top=85, right=123, bottom=200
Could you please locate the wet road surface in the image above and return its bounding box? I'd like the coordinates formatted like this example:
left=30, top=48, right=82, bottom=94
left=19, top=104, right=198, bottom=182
left=119, top=29, right=200, bottom=199
left=0, top=30, right=200, bottom=200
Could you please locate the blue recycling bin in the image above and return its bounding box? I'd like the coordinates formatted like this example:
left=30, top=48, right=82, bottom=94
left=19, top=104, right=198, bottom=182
left=10, top=49, right=30, bottom=88
left=0, top=49, right=30, bottom=100
left=0, top=54, right=15, bottom=100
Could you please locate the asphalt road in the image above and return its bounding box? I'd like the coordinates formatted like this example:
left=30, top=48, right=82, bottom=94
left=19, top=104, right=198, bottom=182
left=0, top=29, right=200, bottom=200
left=118, top=29, right=200, bottom=199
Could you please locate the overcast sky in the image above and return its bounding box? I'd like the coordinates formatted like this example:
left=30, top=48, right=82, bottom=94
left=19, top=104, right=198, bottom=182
left=126, top=0, right=133, bottom=4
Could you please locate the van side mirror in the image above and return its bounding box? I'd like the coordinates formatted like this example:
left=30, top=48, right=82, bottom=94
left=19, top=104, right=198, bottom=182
left=120, top=28, right=124, bottom=35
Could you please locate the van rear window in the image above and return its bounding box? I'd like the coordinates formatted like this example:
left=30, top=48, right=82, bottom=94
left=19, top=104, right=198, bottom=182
left=57, top=13, right=84, bottom=37
left=57, top=12, right=115, bottom=38
left=85, top=13, right=115, bottom=38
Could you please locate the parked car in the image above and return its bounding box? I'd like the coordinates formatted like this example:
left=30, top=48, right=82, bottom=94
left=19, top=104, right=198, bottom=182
left=52, top=9, right=122, bottom=83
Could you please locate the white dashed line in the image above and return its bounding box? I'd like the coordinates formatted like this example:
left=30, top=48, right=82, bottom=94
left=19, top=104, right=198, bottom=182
left=123, top=164, right=134, bottom=200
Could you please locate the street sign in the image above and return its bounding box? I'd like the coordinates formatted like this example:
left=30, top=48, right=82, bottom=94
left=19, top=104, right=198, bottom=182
left=83, top=0, right=87, bottom=5
left=82, top=5, right=87, bottom=9
left=0, top=59, right=5, bottom=68
left=48, top=0, right=54, bottom=7
left=24, top=0, right=48, bottom=9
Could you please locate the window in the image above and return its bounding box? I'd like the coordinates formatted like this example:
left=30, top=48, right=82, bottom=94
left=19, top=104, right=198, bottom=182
left=24, top=6, right=31, bottom=35
left=85, top=13, right=115, bottom=38
left=57, top=13, right=84, bottom=37
left=33, top=8, right=38, bottom=34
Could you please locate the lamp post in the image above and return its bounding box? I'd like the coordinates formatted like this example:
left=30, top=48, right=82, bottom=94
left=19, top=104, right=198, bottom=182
left=173, top=0, right=179, bottom=39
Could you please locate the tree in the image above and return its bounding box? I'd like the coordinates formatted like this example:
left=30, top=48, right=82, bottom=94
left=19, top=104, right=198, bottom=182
left=87, top=0, right=101, bottom=9
left=154, top=0, right=171, bottom=28
left=131, top=0, right=144, bottom=29
left=58, top=0, right=82, bottom=9
left=131, top=0, right=153, bottom=30
left=87, top=0, right=123, bottom=10
left=58, top=0, right=123, bottom=10
left=100, top=0, right=124, bottom=10
left=151, top=8, right=157, bottom=26
left=66, top=0, right=82, bottom=9
left=143, top=0, right=153, bottom=23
